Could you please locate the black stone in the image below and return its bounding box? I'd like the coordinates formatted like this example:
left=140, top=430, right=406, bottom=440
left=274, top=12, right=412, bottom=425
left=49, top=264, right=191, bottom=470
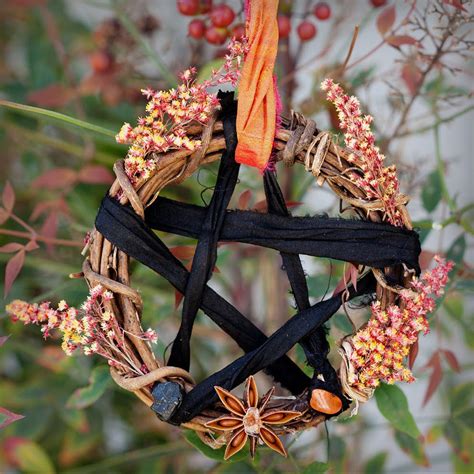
left=151, top=382, right=184, bottom=422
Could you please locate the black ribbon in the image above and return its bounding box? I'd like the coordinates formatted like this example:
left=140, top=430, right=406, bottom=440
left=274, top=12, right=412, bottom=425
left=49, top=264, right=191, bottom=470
left=95, top=92, right=420, bottom=424
left=144, top=198, right=420, bottom=270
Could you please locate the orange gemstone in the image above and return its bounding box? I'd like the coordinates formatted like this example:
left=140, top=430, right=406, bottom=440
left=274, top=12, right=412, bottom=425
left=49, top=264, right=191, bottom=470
left=310, top=389, right=343, bottom=415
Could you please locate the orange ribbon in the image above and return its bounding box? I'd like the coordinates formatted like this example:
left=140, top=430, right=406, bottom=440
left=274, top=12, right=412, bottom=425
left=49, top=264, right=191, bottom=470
left=235, top=0, right=280, bottom=171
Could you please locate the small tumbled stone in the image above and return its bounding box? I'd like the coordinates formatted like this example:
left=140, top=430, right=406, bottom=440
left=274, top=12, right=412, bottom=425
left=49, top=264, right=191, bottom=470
left=151, top=382, right=183, bottom=421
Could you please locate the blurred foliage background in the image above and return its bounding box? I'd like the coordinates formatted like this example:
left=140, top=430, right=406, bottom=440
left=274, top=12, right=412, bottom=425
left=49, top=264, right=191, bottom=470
left=0, top=0, right=473, bottom=473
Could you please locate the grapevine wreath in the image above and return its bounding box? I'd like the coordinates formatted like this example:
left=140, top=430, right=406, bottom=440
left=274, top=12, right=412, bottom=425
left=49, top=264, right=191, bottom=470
left=8, top=0, right=453, bottom=461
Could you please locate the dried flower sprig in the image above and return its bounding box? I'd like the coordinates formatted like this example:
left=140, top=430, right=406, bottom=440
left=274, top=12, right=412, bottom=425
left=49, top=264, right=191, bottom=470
left=117, top=37, right=248, bottom=184
left=343, top=256, right=453, bottom=393
left=206, top=376, right=301, bottom=459
left=7, top=285, right=157, bottom=375
left=321, top=78, right=403, bottom=226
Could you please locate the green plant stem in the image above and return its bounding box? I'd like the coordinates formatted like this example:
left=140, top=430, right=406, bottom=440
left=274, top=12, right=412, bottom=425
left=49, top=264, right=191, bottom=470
left=0, top=228, right=83, bottom=247
left=433, top=116, right=456, bottom=213
left=0, top=100, right=116, bottom=138
left=394, top=105, right=474, bottom=138
left=62, top=442, right=187, bottom=474
left=0, top=253, right=79, bottom=275
left=113, top=6, right=177, bottom=88
left=3, top=121, right=118, bottom=165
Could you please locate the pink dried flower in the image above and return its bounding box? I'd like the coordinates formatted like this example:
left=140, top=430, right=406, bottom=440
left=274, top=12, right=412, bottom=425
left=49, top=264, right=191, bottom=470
left=7, top=284, right=153, bottom=376
left=321, top=78, right=403, bottom=226
left=347, top=256, right=453, bottom=391
left=117, top=38, right=248, bottom=185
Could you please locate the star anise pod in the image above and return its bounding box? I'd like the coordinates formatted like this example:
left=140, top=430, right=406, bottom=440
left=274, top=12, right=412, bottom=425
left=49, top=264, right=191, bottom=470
left=205, top=376, right=301, bottom=460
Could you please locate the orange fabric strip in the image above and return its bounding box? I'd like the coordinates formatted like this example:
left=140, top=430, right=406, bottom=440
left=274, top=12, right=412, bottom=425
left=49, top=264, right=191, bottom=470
left=235, top=0, right=280, bottom=171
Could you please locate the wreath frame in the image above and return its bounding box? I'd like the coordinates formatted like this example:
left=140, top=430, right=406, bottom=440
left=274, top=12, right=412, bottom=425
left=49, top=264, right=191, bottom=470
left=81, top=103, right=416, bottom=447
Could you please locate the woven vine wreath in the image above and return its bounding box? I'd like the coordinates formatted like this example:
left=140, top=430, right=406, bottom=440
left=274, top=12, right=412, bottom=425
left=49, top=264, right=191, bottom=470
left=6, top=8, right=454, bottom=459
left=78, top=88, right=424, bottom=458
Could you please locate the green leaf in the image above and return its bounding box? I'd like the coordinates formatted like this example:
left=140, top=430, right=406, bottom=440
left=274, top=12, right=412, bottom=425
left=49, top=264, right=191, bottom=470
left=451, top=429, right=473, bottom=472
left=14, top=439, right=56, bottom=474
left=455, top=407, right=474, bottom=431
left=412, top=219, right=432, bottom=244
left=421, top=170, right=442, bottom=212
left=450, top=382, right=474, bottom=417
left=66, top=366, right=111, bottom=410
left=303, top=461, right=329, bottom=473
left=375, top=383, right=420, bottom=438
left=394, top=430, right=429, bottom=467
left=443, top=419, right=471, bottom=462
left=216, top=461, right=258, bottom=473
left=363, top=452, right=388, bottom=474
left=184, top=430, right=249, bottom=462
left=447, top=234, right=466, bottom=267
left=0, top=100, right=116, bottom=138
left=444, top=294, right=464, bottom=319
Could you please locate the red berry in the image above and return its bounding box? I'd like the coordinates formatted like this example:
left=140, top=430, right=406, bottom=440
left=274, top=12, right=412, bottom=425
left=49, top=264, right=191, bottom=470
left=188, top=19, right=206, bottom=39
left=231, top=23, right=245, bottom=40
left=89, top=50, right=114, bottom=74
left=205, top=26, right=228, bottom=45
left=370, top=0, right=388, bottom=7
left=199, top=0, right=213, bottom=13
left=297, top=21, right=316, bottom=41
left=210, top=4, right=235, bottom=27
left=313, top=2, right=331, bottom=20
left=177, top=0, right=200, bottom=16
left=277, top=15, right=291, bottom=39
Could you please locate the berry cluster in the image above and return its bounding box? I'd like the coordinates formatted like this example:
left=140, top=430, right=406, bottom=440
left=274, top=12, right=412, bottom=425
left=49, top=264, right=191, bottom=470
left=179, top=1, right=337, bottom=45
left=178, top=0, right=244, bottom=45
left=278, top=2, right=332, bottom=42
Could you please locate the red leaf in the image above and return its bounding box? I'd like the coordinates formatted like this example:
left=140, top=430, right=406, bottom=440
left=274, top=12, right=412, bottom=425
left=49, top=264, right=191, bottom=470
left=78, top=165, right=114, bottom=185
left=401, top=62, right=423, bottom=96
left=419, top=250, right=436, bottom=271
left=0, top=243, right=24, bottom=253
left=441, top=349, right=461, bottom=373
left=387, top=35, right=419, bottom=47
left=422, top=353, right=443, bottom=406
left=170, top=246, right=195, bottom=260
left=333, top=263, right=358, bottom=296
left=27, top=84, right=74, bottom=108
left=2, top=182, right=15, bottom=213
left=32, top=168, right=77, bottom=190
left=0, top=407, right=24, bottom=430
left=36, top=346, right=68, bottom=373
left=408, top=338, right=419, bottom=369
left=237, top=190, right=252, bottom=209
left=0, top=208, right=8, bottom=225
left=0, top=335, right=10, bottom=347
left=4, top=250, right=25, bottom=298
left=175, top=290, right=184, bottom=310
left=24, top=240, right=39, bottom=252
left=443, top=0, right=467, bottom=11
left=253, top=199, right=267, bottom=212
left=40, top=212, right=58, bottom=254
left=30, top=198, right=69, bottom=221
left=253, top=199, right=301, bottom=212
left=377, top=5, right=396, bottom=36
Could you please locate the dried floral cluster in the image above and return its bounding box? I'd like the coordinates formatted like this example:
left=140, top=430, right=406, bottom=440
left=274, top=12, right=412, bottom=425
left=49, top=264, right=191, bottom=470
left=116, top=37, right=248, bottom=184
left=7, top=285, right=157, bottom=375
left=347, top=256, right=453, bottom=391
left=321, top=78, right=403, bottom=226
